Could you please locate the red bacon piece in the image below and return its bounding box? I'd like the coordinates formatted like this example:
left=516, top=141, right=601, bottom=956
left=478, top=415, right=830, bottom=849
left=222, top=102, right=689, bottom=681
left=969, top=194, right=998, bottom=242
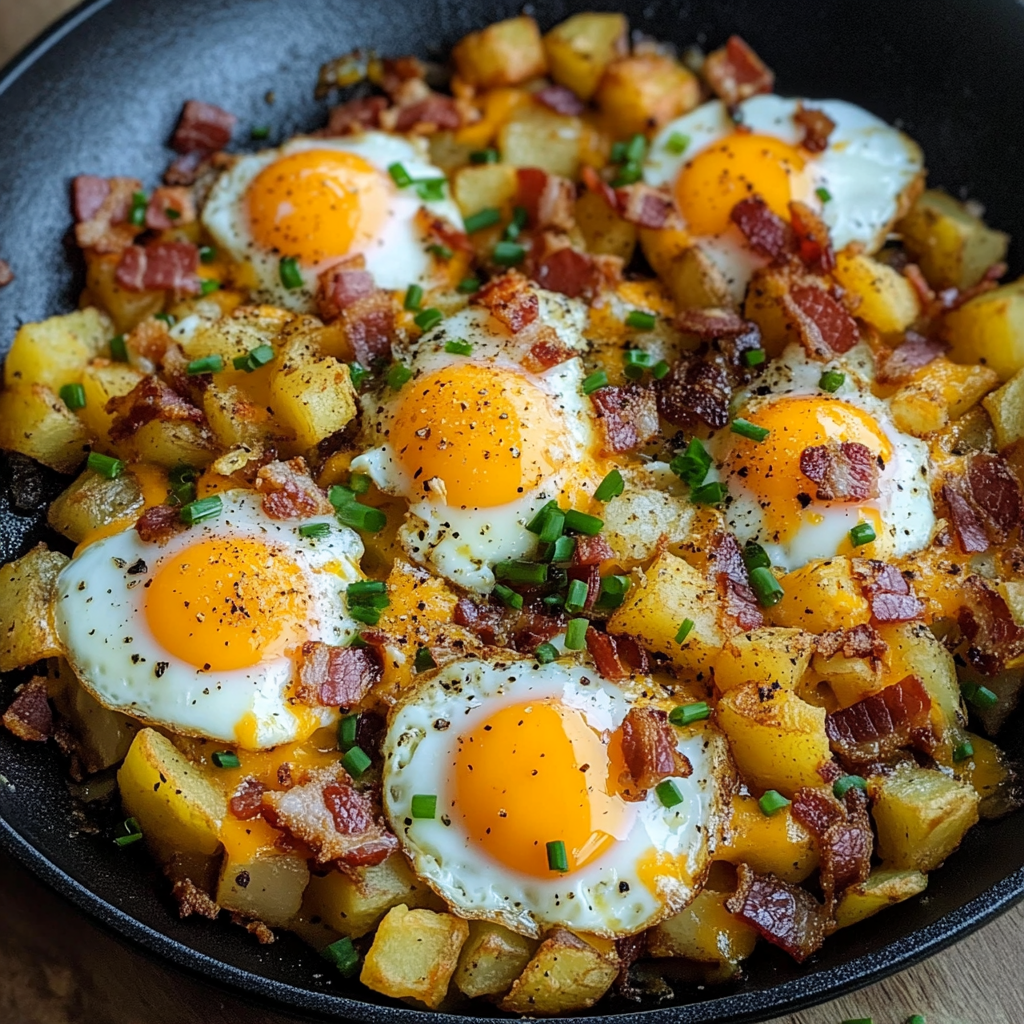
left=317, top=264, right=376, bottom=321
left=255, top=458, right=333, bottom=520
left=0, top=260, right=12, bottom=288
left=135, top=504, right=186, bottom=544
left=673, top=307, right=752, bottom=339
left=2, top=677, right=52, bottom=742
left=520, top=329, right=576, bottom=373
left=958, top=577, right=1024, bottom=676
left=789, top=201, right=836, bottom=274
left=533, top=246, right=603, bottom=299
left=534, top=84, right=585, bottom=116
left=296, top=641, right=382, bottom=708
left=421, top=211, right=473, bottom=256
left=573, top=535, right=614, bottom=567
left=476, top=271, right=539, bottom=333
left=72, top=175, right=141, bottom=253
left=586, top=629, right=649, bottom=681
left=107, top=376, right=205, bottom=443
left=324, top=96, right=388, bottom=136
left=943, top=479, right=990, bottom=554
left=704, top=36, right=775, bottom=106
left=656, top=356, right=731, bottom=429
left=591, top=383, right=660, bottom=455
left=799, top=441, right=879, bottom=502
left=516, top=168, right=576, bottom=232
left=968, top=454, right=1022, bottom=540
left=825, top=675, right=932, bottom=764
left=115, top=241, right=201, bottom=294
left=876, top=336, right=947, bottom=385
left=145, top=186, right=196, bottom=231
left=393, top=95, right=461, bottom=132
left=171, top=100, right=237, bottom=154
left=710, top=532, right=763, bottom=631
left=730, top=196, right=793, bottom=260
left=340, top=292, right=396, bottom=366
left=512, top=612, right=566, bottom=654
left=794, top=106, right=836, bottom=154
left=852, top=559, right=925, bottom=624
left=163, top=150, right=208, bottom=187
left=792, top=787, right=872, bottom=904
left=229, top=777, right=266, bottom=820
left=787, top=285, right=860, bottom=355
left=619, top=707, right=691, bottom=795
left=615, top=184, right=673, bottom=228
left=453, top=597, right=507, bottom=645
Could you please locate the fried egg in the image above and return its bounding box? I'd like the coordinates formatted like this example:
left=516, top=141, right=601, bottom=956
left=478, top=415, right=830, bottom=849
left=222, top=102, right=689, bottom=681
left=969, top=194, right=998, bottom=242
left=202, top=133, right=463, bottom=311
left=383, top=657, right=729, bottom=938
left=54, top=490, right=364, bottom=749
left=644, top=94, right=924, bottom=302
left=707, top=343, right=934, bottom=570
left=352, top=290, right=609, bottom=593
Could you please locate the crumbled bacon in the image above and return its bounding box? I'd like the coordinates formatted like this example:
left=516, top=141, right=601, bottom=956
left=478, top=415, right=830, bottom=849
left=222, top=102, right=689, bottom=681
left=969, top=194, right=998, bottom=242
left=145, top=186, right=196, bottom=231
left=674, top=307, right=753, bottom=339
left=573, top=535, right=614, bottom=567
left=656, top=355, right=731, bottom=430
left=943, top=479, right=990, bottom=554
left=2, top=677, right=52, bottom=742
left=172, top=879, right=221, bottom=920
left=533, top=246, right=605, bottom=299
left=786, top=285, right=860, bottom=356
left=792, top=787, right=872, bottom=905
left=255, top=457, right=333, bottom=520
left=393, top=94, right=461, bottom=132
left=72, top=175, right=141, bottom=253
left=815, top=624, right=887, bottom=661
left=453, top=597, right=506, bottom=645
left=794, top=106, right=836, bottom=154
left=0, top=259, right=12, bottom=288
left=534, top=84, right=586, bottom=116
left=115, top=241, right=201, bottom=294
left=591, top=383, right=660, bottom=455
left=339, top=291, right=396, bottom=365
left=296, top=641, right=382, bottom=708
left=968, top=454, right=1023, bottom=541
left=511, top=612, right=565, bottom=654
left=852, top=559, right=925, bottom=624
left=476, top=271, right=539, bottom=333
left=730, top=196, right=793, bottom=260
left=229, top=777, right=267, bottom=820
left=799, top=441, right=879, bottom=502
left=586, top=629, right=649, bottom=680
left=825, top=675, right=932, bottom=765
left=163, top=150, right=209, bottom=187
left=876, top=336, right=946, bottom=385
left=789, top=201, right=836, bottom=274
left=324, top=95, right=388, bottom=135
left=232, top=915, right=275, bottom=944
left=615, top=184, right=673, bottom=229
left=567, top=563, right=602, bottom=612
left=134, top=504, right=186, bottom=544
left=107, top=376, right=205, bottom=442
left=419, top=210, right=474, bottom=255
left=710, top=532, right=763, bottom=631
left=516, top=168, right=576, bottom=232
left=520, top=331, right=576, bottom=373
left=317, top=263, right=375, bottom=321
left=171, top=100, right=236, bottom=154
left=619, top=707, right=691, bottom=796
left=958, top=576, right=1024, bottom=676
left=704, top=36, right=775, bottom=106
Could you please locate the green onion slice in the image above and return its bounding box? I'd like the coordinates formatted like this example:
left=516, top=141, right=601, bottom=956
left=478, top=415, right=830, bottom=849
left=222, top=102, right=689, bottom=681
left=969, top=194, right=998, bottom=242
left=59, top=383, right=86, bottom=410
left=758, top=790, right=791, bottom=816
left=411, top=794, right=437, bottom=819
left=278, top=256, right=303, bottom=290
left=546, top=839, right=569, bottom=872
left=464, top=207, right=501, bottom=233
left=749, top=565, right=784, bottom=607
left=87, top=451, right=125, bottom=479
left=211, top=750, right=240, bottom=769
left=655, top=779, right=684, bottom=808
left=625, top=310, right=656, bottom=331
left=669, top=701, right=710, bottom=726
left=342, top=746, right=372, bottom=778
left=564, top=617, right=588, bottom=650
left=179, top=495, right=222, bottom=526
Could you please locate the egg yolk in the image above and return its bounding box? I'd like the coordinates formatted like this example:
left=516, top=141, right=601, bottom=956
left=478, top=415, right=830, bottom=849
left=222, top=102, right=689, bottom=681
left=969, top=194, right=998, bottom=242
left=725, top=395, right=893, bottom=544
left=246, top=149, right=388, bottom=267
left=390, top=364, right=561, bottom=509
left=145, top=537, right=309, bottom=672
left=453, top=700, right=635, bottom=877
left=675, top=133, right=809, bottom=236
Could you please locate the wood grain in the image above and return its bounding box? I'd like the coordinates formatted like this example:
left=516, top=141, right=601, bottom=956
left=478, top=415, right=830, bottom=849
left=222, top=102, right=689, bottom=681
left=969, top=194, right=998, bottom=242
left=1, top=3, right=1023, bottom=1023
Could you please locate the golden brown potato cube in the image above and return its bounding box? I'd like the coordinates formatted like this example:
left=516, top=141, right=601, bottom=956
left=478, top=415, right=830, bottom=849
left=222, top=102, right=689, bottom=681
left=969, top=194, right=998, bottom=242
left=713, top=627, right=814, bottom=694
left=834, top=868, right=928, bottom=929
left=871, top=765, right=980, bottom=872
left=0, top=544, right=69, bottom=672
left=575, top=188, right=637, bottom=262
left=498, top=105, right=584, bottom=179
left=813, top=647, right=883, bottom=709
left=983, top=368, right=1024, bottom=449
left=648, top=888, right=759, bottom=963
left=270, top=353, right=357, bottom=452
left=899, top=189, right=1009, bottom=290
left=768, top=558, right=870, bottom=634
left=85, top=252, right=164, bottom=333
left=47, top=468, right=144, bottom=544
left=117, top=418, right=217, bottom=469
left=359, top=904, right=469, bottom=1009
left=643, top=235, right=734, bottom=310
left=595, top=54, right=700, bottom=138
left=217, top=847, right=310, bottom=928
left=79, top=360, right=146, bottom=443
left=543, top=12, right=628, bottom=101
left=716, top=682, right=832, bottom=797
left=716, top=793, right=819, bottom=883
left=499, top=928, right=619, bottom=1015
left=943, top=277, right=1024, bottom=382
left=202, top=384, right=276, bottom=451
left=0, top=383, right=91, bottom=473
left=889, top=357, right=999, bottom=436
left=453, top=16, right=547, bottom=89
left=181, top=306, right=290, bottom=363
left=608, top=552, right=725, bottom=673
left=3, top=307, right=114, bottom=392
left=832, top=251, right=920, bottom=335
left=451, top=163, right=519, bottom=219
left=453, top=920, right=538, bottom=999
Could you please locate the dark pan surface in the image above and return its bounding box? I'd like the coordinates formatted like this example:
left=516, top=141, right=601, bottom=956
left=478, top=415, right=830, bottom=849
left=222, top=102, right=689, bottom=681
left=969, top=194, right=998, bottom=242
left=1, top=1, right=1023, bottom=1020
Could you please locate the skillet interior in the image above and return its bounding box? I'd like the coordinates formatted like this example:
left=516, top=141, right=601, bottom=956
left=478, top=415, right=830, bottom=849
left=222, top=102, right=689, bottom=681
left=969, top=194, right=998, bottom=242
left=1, top=0, right=1023, bottom=1020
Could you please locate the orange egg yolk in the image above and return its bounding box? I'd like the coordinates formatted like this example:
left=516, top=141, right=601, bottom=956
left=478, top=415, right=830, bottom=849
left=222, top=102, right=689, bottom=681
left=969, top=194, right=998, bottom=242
left=390, top=364, right=561, bottom=509
left=145, top=537, right=309, bottom=672
left=246, top=149, right=388, bottom=267
left=725, top=396, right=893, bottom=544
left=453, top=700, right=635, bottom=878
left=675, top=133, right=808, bottom=236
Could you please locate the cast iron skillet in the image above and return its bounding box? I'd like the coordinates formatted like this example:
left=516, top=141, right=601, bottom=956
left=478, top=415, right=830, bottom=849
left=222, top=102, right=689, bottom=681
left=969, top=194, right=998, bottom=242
left=1, top=0, right=1023, bottom=1020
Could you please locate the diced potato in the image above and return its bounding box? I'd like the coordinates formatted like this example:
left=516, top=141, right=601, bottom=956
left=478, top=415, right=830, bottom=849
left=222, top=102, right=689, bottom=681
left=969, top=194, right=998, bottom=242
left=716, top=682, right=832, bottom=797
left=453, top=920, right=538, bottom=999
left=648, top=889, right=759, bottom=963
left=833, top=251, right=920, bottom=335
left=871, top=765, right=980, bottom=872
left=543, top=13, right=628, bottom=101
left=889, top=357, right=999, bottom=436
left=834, top=868, right=928, bottom=929
left=304, top=852, right=442, bottom=938
left=643, top=237, right=734, bottom=310
left=181, top=306, right=292, bottom=363
left=269, top=352, right=357, bottom=452
left=608, top=552, right=725, bottom=673
left=713, top=627, right=814, bottom=694
left=498, top=105, right=584, bottom=180
left=360, top=904, right=469, bottom=1009
left=203, top=384, right=275, bottom=450
left=982, top=367, right=1024, bottom=448
left=943, top=277, right=1024, bottom=382
left=451, top=163, right=519, bottom=219
left=768, top=558, right=871, bottom=634
left=78, top=360, right=146, bottom=444
left=595, top=54, right=700, bottom=138
left=452, top=16, right=547, bottom=89
left=812, top=649, right=884, bottom=709
left=499, top=928, right=619, bottom=1015
left=0, top=383, right=91, bottom=473
left=3, top=307, right=114, bottom=392
left=116, top=418, right=216, bottom=469
left=0, top=544, right=69, bottom=672
left=899, top=189, right=1009, bottom=290
left=574, top=188, right=637, bottom=262
left=217, top=847, right=310, bottom=928
left=716, top=793, right=819, bottom=883
left=85, top=252, right=164, bottom=333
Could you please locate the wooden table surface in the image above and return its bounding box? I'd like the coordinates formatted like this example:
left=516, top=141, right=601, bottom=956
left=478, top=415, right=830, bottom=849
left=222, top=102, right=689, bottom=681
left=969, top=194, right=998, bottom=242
left=1, top=3, right=1023, bottom=1022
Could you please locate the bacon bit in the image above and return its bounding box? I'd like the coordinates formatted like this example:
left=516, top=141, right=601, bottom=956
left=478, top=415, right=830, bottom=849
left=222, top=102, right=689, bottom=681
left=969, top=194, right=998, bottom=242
left=573, top=535, right=614, bottom=567
left=0, top=259, right=12, bottom=288
left=232, top=915, right=275, bottom=944
left=787, top=285, right=860, bottom=356
left=172, top=879, right=221, bottom=920
left=586, top=628, right=649, bottom=681
left=73, top=174, right=115, bottom=222
left=711, top=532, right=764, bottom=631
left=825, top=675, right=932, bottom=765
left=317, top=264, right=375, bottom=321
left=533, top=246, right=603, bottom=299
left=581, top=164, right=618, bottom=210
left=789, top=201, right=836, bottom=274
left=72, top=175, right=142, bottom=253
left=704, top=35, right=775, bottom=107
left=144, top=186, right=196, bottom=231
left=228, top=777, right=267, bottom=820
left=619, top=707, right=691, bottom=796
left=2, top=677, right=52, bottom=742
left=816, top=624, right=888, bottom=661
left=420, top=211, right=474, bottom=255
left=730, top=196, right=793, bottom=261
left=615, top=184, right=674, bottom=229
left=393, top=94, right=462, bottom=132
left=726, top=865, right=827, bottom=962
left=968, top=454, right=1023, bottom=541
left=453, top=597, right=507, bottom=645
left=799, top=441, right=879, bottom=502
left=958, top=576, right=1024, bottom=676
left=656, top=355, right=731, bottom=430
left=943, top=479, right=990, bottom=554
left=107, top=376, right=205, bottom=443
left=852, top=559, right=925, bottom=624
left=674, top=307, right=752, bottom=339
left=171, top=100, right=237, bottom=154
left=115, top=241, right=201, bottom=294
left=790, top=787, right=845, bottom=836
left=516, top=168, right=576, bottom=233
left=296, top=640, right=382, bottom=708
left=534, top=84, right=586, bottom=116
left=794, top=105, right=836, bottom=154
left=591, top=383, right=660, bottom=455
left=476, top=271, right=539, bottom=333
left=255, top=457, right=334, bottom=520
left=324, top=95, right=388, bottom=135
left=164, top=150, right=209, bottom=187
left=792, top=787, right=872, bottom=905
left=135, top=504, right=186, bottom=544
left=520, top=330, right=576, bottom=373
left=511, top=612, right=565, bottom=654
left=876, top=336, right=947, bottom=385
left=339, top=291, right=396, bottom=366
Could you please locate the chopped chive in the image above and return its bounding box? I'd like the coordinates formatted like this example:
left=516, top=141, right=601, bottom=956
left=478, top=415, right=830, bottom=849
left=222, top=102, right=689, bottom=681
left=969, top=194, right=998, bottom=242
left=504, top=205, right=528, bottom=241
left=564, top=617, right=588, bottom=650
left=742, top=348, right=766, bottom=368
left=596, top=574, right=630, bottom=610
left=952, top=739, right=975, bottom=762
left=347, top=580, right=387, bottom=600
left=626, top=310, right=656, bottom=331
left=414, top=178, right=447, bottom=201
left=349, top=605, right=381, bottom=626
left=656, top=779, right=684, bottom=808
left=546, top=535, right=576, bottom=563
left=594, top=469, right=624, bottom=502
left=342, top=745, right=372, bottom=778
left=109, top=334, right=128, bottom=361
left=299, top=522, right=331, bottom=539
left=564, top=578, right=589, bottom=614
left=652, top=360, right=671, bottom=379
left=546, top=839, right=569, bottom=872
left=537, top=508, right=566, bottom=545
left=495, top=559, right=548, bottom=585
left=413, top=307, right=443, bottom=331
left=610, top=141, right=628, bottom=164
left=564, top=509, right=603, bottom=536
left=212, top=750, right=240, bottom=769
left=849, top=522, right=876, bottom=547
left=114, top=817, right=143, bottom=847
left=470, top=148, right=499, bottom=164
left=623, top=349, right=653, bottom=368
left=387, top=363, right=413, bottom=390
left=348, top=361, right=369, bottom=389
left=625, top=133, right=646, bottom=163
left=128, top=191, right=148, bottom=227
left=962, top=682, right=998, bottom=709
left=669, top=438, right=712, bottom=488
left=199, top=278, right=220, bottom=296
left=388, top=162, right=412, bottom=188
left=840, top=1018, right=872, bottom=1023
left=250, top=124, right=271, bottom=140
left=664, top=131, right=690, bottom=155
left=168, top=464, right=197, bottom=506
left=59, top=382, right=86, bottom=410
left=411, top=794, right=437, bottom=819
left=427, top=243, right=453, bottom=260
left=335, top=502, right=387, bottom=533
left=322, top=936, right=360, bottom=977
left=444, top=338, right=473, bottom=355
left=279, top=256, right=303, bottom=290
left=179, top=495, right=222, bottom=526
left=186, top=354, right=223, bottom=375
left=583, top=370, right=609, bottom=395
left=833, top=775, right=869, bottom=799
left=818, top=369, right=845, bottom=393
left=242, top=344, right=274, bottom=371
left=691, top=481, right=728, bottom=506
left=906, top=1016, right=926, bottom=1024
left=816, top=186, right=832, bottom=203
left=742, top=542, right=771, bottom=572
left=750, top=565, right=784, bottom=607
left=464, top=207, right=501, bottom=233
left=611, top=162, right=642, bottom=187
left=674, top=618, right=695, bottom=643
left=457, top=276, right=481, bottom=293
left=758, top=790, right=791, bottom=816
left=623, top=362, right=645, bottom=381
left=87, top=451, right=125, bottom=479
left=329, top=484, right=356, bottom=508
left=154, top=312, right=176, bottom=326
left=731, top=418, right=770, bottom=442
left=404, top=283, right=424, bottom=311
left=338, top=714, right=360, bottom=750
left=493, top=240, right=525, bottom=265
left=669, top=701, right=710, bottom=727
left=493, top=583, right=524, bottom=610
left=414, top=646, right=437, bottom=673
left=535, top=641, right=559, bottom=664
left=198, top=244, right=217, bottom=264
left=526, top=500, right=559, bottom=535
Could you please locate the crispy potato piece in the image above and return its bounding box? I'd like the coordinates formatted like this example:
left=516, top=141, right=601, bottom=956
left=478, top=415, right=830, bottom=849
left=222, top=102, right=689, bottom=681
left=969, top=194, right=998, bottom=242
left=453, top=920, right=538, bottom=999
left=982, top=367, right=1024, bottom=448
left=78, top=359, right=146, bottom=444
left=645, top=237, right=734, bottom=310
left=180, top=306, right=292, bottom=363
left=943, top=277, right=1024, bottom=382
left=202, top=384, right=276, bottom=450
left=269, top=350, right=356, bottom=452
left=575, top=188, right=637, bottom=262
left=360, top=904, right=469, bottom=1009
left=768, top=558, right=871, bottom=634
left=85, top=252, right=164, bottom=333
left=499, top=928, right=619, bottom=1015
left=713, top=627, right=815, bottom=694
left=716, top=793, right=819, bottom=883
left=716, top=682, right=832, bottom=797
left=47, top=467, right=144, bottom=544
left=834, top=868, right=928, bottom=929
left=899, top=189, right=1009, bottom=290
left=889, top=357, right=999, bottom=436
left=0, top=544, right=68, bottom=672
left=870, top=765, right=980, bottom=872
left=498, top=105, right=584, bottom=179
left=453, top=16, right=547, bottom=89
left=451, top=163, right=518, bottom=219
left=542, top=13, right=628, bottom=101
left=3, top=307, right=114, bottom=392
left=217, top=847, right=310, bottom=928
left=0, top=383, right=91, bottom=473
left=116, top=418, right=217, bottom=469
left=608, top=551, right=725, bottom=673
left=648, top=888, right=759, bottom=963
left=833, top=251, right=920, bottom=336
left=595, top=54, right=700, bottom=138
